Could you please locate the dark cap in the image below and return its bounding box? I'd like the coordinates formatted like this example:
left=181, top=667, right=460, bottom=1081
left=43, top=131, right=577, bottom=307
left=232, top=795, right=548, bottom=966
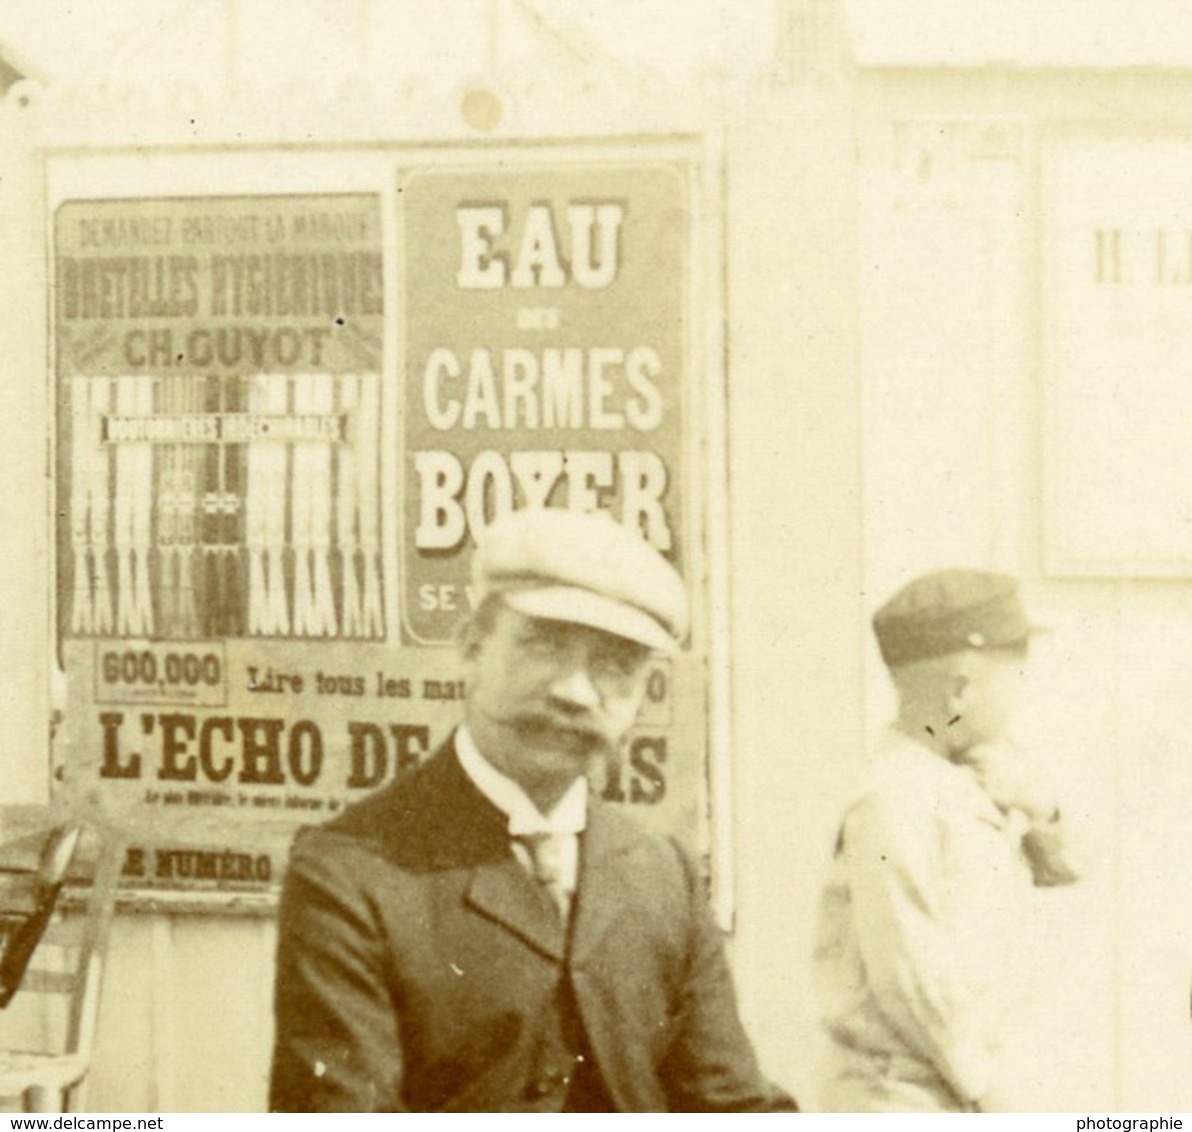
left=873, top=568, right=1041, bottom=669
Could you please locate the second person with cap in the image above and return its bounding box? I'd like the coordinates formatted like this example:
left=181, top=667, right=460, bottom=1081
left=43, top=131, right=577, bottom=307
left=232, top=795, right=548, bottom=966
left=813, top=569, right=1079, bottom=1112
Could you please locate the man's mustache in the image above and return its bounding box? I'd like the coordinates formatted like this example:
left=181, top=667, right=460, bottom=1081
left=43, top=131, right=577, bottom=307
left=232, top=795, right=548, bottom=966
left=510, top=713, right=609, bottom=747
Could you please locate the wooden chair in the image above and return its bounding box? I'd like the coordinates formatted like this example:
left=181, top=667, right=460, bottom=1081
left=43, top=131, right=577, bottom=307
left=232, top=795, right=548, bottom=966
left=0, top=822, right=125, bottom=1112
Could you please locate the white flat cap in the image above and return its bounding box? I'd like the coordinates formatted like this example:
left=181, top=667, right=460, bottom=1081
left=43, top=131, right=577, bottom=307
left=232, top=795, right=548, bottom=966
left=471, top=508, right=687, bottom=654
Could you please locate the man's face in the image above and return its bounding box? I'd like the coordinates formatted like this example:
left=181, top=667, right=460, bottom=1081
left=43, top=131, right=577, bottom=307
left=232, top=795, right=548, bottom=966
left=462, top=602, right=652, bottom=806
left=951, top=646, right=1030, bottom=751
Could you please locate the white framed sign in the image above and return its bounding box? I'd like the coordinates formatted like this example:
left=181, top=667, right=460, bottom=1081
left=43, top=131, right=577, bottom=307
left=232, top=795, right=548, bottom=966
left=1043, top=133, right=1192, bottom=576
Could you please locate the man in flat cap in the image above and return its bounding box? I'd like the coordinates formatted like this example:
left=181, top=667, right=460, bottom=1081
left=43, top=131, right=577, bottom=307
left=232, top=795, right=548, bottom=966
left=813, top=569, right=1078, bottom=1113
left=270, top=507, right=795, bottom=1112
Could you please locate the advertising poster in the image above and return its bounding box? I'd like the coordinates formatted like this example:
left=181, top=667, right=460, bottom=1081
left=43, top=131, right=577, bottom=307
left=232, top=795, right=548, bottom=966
left=51, top=154, right=710, bottom=906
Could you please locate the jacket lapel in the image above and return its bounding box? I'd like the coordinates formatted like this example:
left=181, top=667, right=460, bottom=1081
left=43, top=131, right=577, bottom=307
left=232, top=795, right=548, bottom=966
left=405, top=740, right=569, bottom=962
left=569, top=801, right=639, bottom=969
left=465, top=856, right=567, bottom=962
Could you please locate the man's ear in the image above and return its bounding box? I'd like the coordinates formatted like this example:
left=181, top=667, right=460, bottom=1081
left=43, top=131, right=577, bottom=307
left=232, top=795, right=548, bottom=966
left=944, top=671, right=972, bottom=715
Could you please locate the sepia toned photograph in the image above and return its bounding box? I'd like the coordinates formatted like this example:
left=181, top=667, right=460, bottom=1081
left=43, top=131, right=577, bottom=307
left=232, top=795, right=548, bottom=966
left=0, top=0, right=1188, bottom=1114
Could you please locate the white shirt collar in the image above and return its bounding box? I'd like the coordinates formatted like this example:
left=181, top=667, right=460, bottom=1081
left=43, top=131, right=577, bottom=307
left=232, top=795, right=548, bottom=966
left=455, top=725, right=588, bottom=837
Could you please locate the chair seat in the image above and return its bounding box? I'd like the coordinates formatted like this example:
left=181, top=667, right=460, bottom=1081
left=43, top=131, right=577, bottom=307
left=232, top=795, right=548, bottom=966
left=0, top=1049, right=89, bottom=1093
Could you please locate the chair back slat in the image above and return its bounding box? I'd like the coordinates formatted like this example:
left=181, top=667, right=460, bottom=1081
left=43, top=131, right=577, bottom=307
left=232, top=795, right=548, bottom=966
left=19, top=970, right=75, bottom=995
left=36, top=918, right=85, bottom=949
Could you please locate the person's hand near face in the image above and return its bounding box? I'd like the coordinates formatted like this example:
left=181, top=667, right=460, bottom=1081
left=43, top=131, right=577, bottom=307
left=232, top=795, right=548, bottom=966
left=958, top=739, right=1059, bottom=824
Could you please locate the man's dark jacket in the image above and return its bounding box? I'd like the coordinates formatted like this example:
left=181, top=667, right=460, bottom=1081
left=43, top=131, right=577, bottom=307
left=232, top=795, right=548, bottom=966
left=270, top=738, right=795, bottom=1112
